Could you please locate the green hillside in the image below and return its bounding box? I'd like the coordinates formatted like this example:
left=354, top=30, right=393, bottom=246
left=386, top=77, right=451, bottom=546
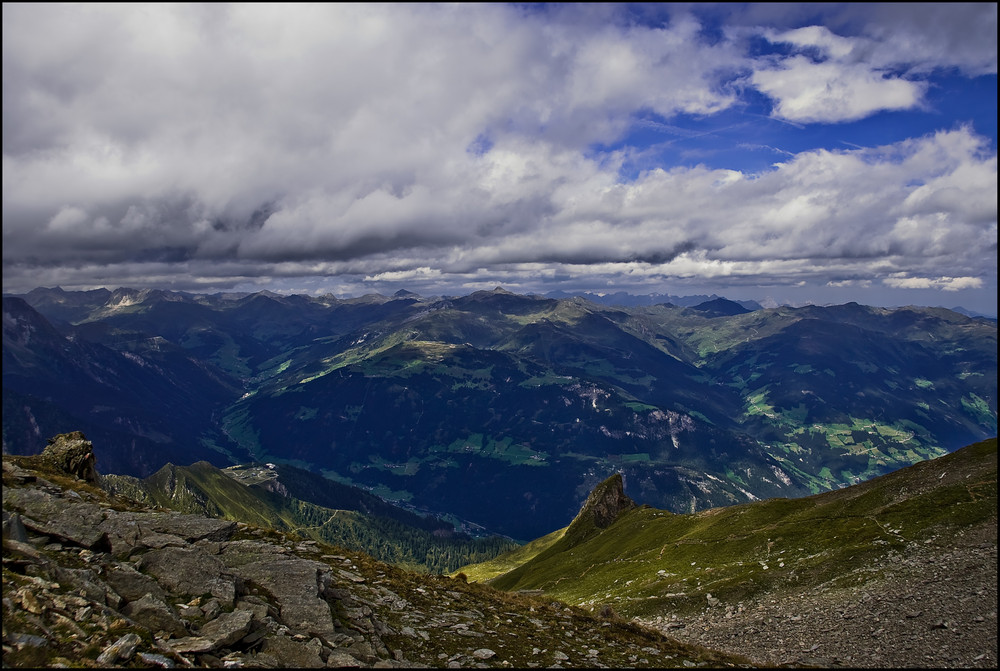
left=462, top=438, right=997, bottom=619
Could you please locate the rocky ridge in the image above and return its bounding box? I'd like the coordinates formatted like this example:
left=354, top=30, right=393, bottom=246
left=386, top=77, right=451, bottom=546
left=2, top=433, right=750, bottom=668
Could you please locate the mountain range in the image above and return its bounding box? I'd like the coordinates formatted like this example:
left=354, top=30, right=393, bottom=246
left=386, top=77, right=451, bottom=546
left=3, top=286, right=996, bottom=540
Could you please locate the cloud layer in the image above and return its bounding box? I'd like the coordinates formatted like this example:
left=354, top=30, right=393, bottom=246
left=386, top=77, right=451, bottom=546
left=2, top=4, right=996, bottom=310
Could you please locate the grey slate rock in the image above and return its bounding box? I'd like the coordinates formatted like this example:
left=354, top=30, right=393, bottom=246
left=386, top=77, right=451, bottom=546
left=236, top=557, right=338, bottom=641
left=2, top=511, right=29, bottom=543
left=122, top=593, right=188, bottom=637
left=104, top=563, right=168, bottom=603
left=137, top=546, right=239, bottom=607
left=259, top=634, right=326, bottom=668
left=198, top=608, right=254, bottom=648
left=96, top=632, right=142, bottom=666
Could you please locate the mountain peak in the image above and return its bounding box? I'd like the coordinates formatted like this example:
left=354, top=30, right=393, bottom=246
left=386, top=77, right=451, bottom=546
left=571, top=473, right=636, bottom=531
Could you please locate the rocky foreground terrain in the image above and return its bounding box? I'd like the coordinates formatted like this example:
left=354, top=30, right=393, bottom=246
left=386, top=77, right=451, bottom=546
left=2, top=434, right=749, bottom=669
left=641, top=521, right=997, bottom=668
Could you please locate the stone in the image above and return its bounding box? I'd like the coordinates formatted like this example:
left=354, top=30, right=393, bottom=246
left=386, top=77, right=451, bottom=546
left=137, top=546, right=238, bottom=607
left=40, top=432, right=98, bottom=483
left=198, top=609, right=254, bottom=648
left=236, top=557, right=338, bottom=641
left=96, top=633, right=142, bottom=666
left=104, top=564, right=168, bottom=603
left=259, top=634, right=326, bottom=668
left=140, top=532, right=189, bottom=549
left=143, top=514, right=238, bottom=544
left=2, top=511, right=29, bottom=543
left=137, top=652, right=177, bottom=668
left=168, top=636, right=217, bottom=654
left=122, top=593, right=188, bottom=637
left=5, top=488, right=109, bottom=550
left=473, top=648, right=496, bottom=659
left=201, top=597, right=222, bottom=621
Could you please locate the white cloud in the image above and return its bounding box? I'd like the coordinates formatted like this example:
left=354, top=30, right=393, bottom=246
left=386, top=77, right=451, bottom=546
left=883, top=275, right=984, bottom=291
left=751, top=56, right=926, bottom=123
left=750, top=23, right=931, bottom=123
left=1, top=4, right=996, bottom=313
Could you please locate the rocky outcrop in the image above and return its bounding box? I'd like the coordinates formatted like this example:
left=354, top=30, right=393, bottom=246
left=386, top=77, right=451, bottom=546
left=570, top=472, right=637, bottom=530
left=39, top=431, right=98, bottom=483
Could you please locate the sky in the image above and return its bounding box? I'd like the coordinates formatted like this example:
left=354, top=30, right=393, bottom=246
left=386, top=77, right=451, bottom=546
left=3, top=3, right=997, bottom=315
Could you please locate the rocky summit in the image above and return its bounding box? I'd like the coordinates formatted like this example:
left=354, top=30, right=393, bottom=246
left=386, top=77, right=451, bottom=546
left=2, top=433, right=750, bottom=668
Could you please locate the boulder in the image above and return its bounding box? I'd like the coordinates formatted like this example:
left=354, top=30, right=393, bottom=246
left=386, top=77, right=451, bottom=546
left=236, top=557, right=338, bottom=641
left=96, top=633, right=142, bottom=666
left=4, top=488, right=109, bottom=550
left=197, top=608, right=253, bottom=648
left=2, top=511, right=29, bottom=543
left=40, top=431, right=98, bottom=483
left=103, top=564, right=168, bottom=603
left=122, top=593, right=188, bottom=637
left=137, top=546, right=239, bottom=607
left=259, top=634, right=327, bottom=668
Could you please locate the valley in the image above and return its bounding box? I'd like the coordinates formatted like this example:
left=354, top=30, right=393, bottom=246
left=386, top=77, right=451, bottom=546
left=3, top=286, right=997, bottom=542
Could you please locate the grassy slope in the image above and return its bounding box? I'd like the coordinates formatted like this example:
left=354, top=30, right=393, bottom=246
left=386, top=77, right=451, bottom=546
left=466, top=438, right=997, bottom=618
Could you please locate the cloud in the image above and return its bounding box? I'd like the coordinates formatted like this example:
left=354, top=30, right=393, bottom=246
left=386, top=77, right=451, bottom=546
left=1, top=4, right=996, bottom=312
left=750, top=25, right=927, bottom=123
left=751, top=55, right=926, bottom=123
left=883, top=275, right=985, bottom=292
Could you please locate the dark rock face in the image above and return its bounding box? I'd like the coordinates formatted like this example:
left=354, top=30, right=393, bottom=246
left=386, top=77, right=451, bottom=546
left=573, top=473, right=637, bottom=529
left=40, top=431, right=98, bottom=483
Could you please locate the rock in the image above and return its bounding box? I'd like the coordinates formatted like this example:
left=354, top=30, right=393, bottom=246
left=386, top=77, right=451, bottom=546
left=201, top=597, right=222, bottom=621
left=137, top=652, right=176, bottom=668
left=5, top=633, right=48, bottom=649
left=569, top=474, right=636, bottom=530
left=40, top=432, right=98, bottom=483
left=259, top=634, right=326, bottom=668
left=103, top=564, right=168, bottom=603
left=473, top=648, right=496, bottom=659
left=198, top=608, right=254, bottom=648
left=553, top=650, right=569, bottom=661
left=347, top=640, right=377, bottom=664
left=122, top=593, right=188, bottom=637
left=338, top=568, right=366, bottom=583
left=326, top=647, right=365, bottom=667
left=143, top=514, right=238, bottom=544
left=140, top=532, right=189, bottom=549
left=237, top=557, right=338, bottom=641
left=137, top=546, right=238, bottom=607
left=96, top=632, right=142, bottom=666
left=168, top=635, right=217, bottom=654
left=5, top=488, right=109, bottom=550
left=2, top=511, right=29, bottom=543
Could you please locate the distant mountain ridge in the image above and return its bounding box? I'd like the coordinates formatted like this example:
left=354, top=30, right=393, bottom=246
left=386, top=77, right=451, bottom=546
left=543, top=289, right=763, bottom=311
left=4, top=286, right=996, bottom=540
